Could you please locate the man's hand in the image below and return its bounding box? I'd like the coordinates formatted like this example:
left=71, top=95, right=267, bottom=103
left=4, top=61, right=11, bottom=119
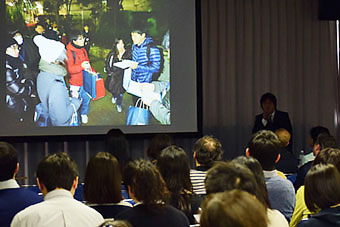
left=140, top=83, right=155, bottom=93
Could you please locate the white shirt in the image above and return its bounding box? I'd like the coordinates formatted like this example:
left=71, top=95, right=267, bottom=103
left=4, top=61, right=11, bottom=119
left=262, top=111, right=276, bottom=126
left=11, top=189, right=104, bottom=227
left=267, top=208, right=289, bottom=227
left=0, top=179, right=19, bottom=190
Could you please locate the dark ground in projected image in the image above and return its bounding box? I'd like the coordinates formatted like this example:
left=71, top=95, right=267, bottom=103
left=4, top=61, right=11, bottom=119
left=83, top=46, right=158, bottom=126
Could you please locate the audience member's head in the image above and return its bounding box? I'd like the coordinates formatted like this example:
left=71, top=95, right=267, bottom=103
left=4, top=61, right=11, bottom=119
left=99, top=220, right=132, bottom=227
left=193, top=135, right=224, bottom=167
left=246, top=130, right=281, bottom=171
left=313, top=133, right=337, bottom=156
left=157, top=145, right=192, bottom=213
left=69, top=30, right=85, bottom=46
left=313, top=148, right=340, bottom=172
left=309, top=126, right=330, bottom=147
left=275, top=128, right=291, bottom=147
left=304, top=164, right=340, bottom=213
left=84, top=152, right=122, bottom=204
left=124, top=159, right=169, bottom=208
left=105, top=129, right=129, bottom=170
left=146, top=134, right=174, bottom=162
left=200, top=190, right=268, bottom=227
left=36, top=152, right=79, bottom=195
left=204, top=161, right=265, bottom=206
left=232, top=156, right=271, bottom=208
left=0, top=142, right=18, bottom=181
left=260, top=92, right=277, bottom=113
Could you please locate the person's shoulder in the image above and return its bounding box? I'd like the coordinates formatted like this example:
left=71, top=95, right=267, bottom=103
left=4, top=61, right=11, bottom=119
left=276, top=110, right=290, bottom=117
left=267, top=209, right=289, bottom=227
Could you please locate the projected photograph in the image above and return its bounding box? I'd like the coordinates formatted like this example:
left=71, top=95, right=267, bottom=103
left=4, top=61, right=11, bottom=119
left=5, top=0, right=170, bottom=127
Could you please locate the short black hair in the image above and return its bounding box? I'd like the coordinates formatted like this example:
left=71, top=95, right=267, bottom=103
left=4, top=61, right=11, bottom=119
left=305, top=164, right=340, bottom=212
left=260, top=92, right=277, bottom=110
left=315, top=133, right=337, bottom=150
left=247, top=130, right=281, bottom=171
left=0, top=142, right=18, bottom=181
left=205, top=162, right=259, bottom=198
left=146, top=134, right=174, bottom=161
left=193, top=135, right=224, bottom=166
left=310, top=126, right=330, bottom=143
left=36, top=152, right=79, bottom=192
left=131, top=29, right=146, bottom=35
left=69, top=30, right=83, bottom=42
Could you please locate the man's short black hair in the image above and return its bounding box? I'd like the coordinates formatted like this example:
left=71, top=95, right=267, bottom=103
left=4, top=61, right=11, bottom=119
left=310, top=126, right=330, bottom=143
left=247, top=130, right=281, bottom=171
left=0, top=142, right=18, bottom=181
left=260, top=92, right=277, bottom=110
left=36, top=152, right=79, bottom=192
left=193, top=135, right=224, bottom=166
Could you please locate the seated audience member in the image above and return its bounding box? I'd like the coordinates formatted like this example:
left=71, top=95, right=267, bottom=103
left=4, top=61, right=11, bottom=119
left=299, top=126, right=330, bottom=166
left=11, top=152, right=104, bottom=227
left=0, top=142, right=42, bottom=227
left=146, top=133, right=174, bottom=163
left=290, top=148, right=340, bottom=227
left=299, top=164, right=340, bottom=227
left=99, top=220, right=132, bottom=227
left=190, top=135, right=224, bottom=195
left=275, top=128, right=298, bottom=173
left=205, top=161, right=288, bottom=227
left=35, top=35, right=82, bottom=126
left=294, top=132, right=336, bottom=191
left=157, top=146, right=202, bottom=224
left=84, top=152, right=132, bottom=218
left=252, top=93, right=292, bottom=141
left=200, top=190, right=268, bottom=227
left=246, top=130, right=295, bottom=221
left=116, top=159, right=189, bottom=227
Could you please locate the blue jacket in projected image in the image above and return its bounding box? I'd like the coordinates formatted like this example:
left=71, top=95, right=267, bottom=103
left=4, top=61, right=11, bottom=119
left=131, top=37, right=161, bottom=83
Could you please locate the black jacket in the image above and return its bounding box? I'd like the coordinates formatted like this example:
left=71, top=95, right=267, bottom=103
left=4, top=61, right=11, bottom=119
left=252, top=110, right=292, bottom=134
left=299, top=207, right=340, bottom=227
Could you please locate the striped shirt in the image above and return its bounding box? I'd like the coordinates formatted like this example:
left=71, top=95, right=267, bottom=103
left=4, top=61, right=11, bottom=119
left=190, top=166, right=210, bottom=195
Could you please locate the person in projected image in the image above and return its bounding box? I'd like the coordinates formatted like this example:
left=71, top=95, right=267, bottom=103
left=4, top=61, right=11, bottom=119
left=140, top=81, right=170, bottom=125
left=105, top=38, right=131, bottom=113
left=5, top=35, right=35, bottom=124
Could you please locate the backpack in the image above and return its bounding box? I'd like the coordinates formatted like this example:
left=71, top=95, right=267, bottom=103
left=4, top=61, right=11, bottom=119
left=146, top=43, right=165, bottom=81
left=23, top=35, right=41, bottom=72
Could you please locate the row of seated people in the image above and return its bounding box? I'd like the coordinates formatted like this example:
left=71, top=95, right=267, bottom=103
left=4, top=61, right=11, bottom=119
left=1, top=129, right=340, bottom=227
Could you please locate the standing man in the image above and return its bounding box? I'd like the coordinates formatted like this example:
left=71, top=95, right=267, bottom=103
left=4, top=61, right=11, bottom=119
left=0, top=142, right=42, bottom=227
left=252, top=92, right=292, bottom=134
left=130, top=29, right=161, bottom=83
left=66, top=30, right=95, bottom=124
left=11, top=152, right=104, bottom=227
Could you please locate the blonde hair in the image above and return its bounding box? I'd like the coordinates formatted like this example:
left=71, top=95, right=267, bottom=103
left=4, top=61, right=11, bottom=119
left=275, top=128, right=291, bottom=147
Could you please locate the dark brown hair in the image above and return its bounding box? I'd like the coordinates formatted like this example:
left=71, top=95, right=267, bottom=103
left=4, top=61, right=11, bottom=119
left=193, top=135, right=224, bottom=166
left=146, top=134, right=174, bottom=161
left=304, top=164, right=340, bottom=212
left=36, top=152, right=78, bottom=192
left=200, top=190, right=268, bottom=227
left=124, top=159, right=169, bottom=208
left=313, top=148, right=340, bottom=172
left=232, top=156, right=271, bottom=209
left=84, top=152, right=122, bottom=204
left=0, top=142, right=18, bottom=181
left=157, top=145, right=193, bottom=214
left=247, top=130, right=281, bottom=171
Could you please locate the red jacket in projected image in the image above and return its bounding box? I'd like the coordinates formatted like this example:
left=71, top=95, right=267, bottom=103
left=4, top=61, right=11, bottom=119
left=66, top=42, right=95, bottom=86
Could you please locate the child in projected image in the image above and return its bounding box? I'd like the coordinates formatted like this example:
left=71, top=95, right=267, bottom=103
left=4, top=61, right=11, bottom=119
left=105, top=39, right=131, bottom=113
left=66, top=30, right=96, bottom=124
left=5, top=36, right=35, bottom=124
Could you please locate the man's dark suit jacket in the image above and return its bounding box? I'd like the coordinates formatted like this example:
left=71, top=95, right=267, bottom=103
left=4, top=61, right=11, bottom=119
left=252, top=110, right=292, bottom=135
